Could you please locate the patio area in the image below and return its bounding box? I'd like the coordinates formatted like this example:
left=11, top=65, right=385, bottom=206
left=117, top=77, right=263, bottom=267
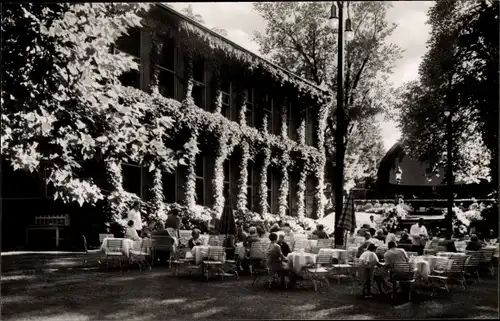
left=1, top=263, right=498, bottom=321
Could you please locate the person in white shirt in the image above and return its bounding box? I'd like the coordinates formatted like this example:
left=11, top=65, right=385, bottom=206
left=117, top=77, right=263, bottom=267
left=127, top=201, right=143, bottom=234
left=410, top=218, right=428, bottom=255
left=368, top=215, right=377, bottom=236
left=125, top=220, right=142, bottom=241
left=359, top=243, right=382, bottom=298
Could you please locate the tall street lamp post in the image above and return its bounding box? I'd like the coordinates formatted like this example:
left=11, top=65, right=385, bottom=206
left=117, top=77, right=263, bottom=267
left=444, top=107, right=454, bottom=232
left=329, top=1, right=354, bottom=247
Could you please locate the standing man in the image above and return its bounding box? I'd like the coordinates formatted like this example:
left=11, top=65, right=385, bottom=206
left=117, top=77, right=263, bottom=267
left=368, top=215, right=377, bottom=237
left=127, top=201, right=143, bottom=236
left=410, top=218, right=428, bottom=255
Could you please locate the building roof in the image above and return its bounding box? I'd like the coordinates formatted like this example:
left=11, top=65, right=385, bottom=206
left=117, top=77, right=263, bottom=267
left=156, top=3, right=331, bottom=100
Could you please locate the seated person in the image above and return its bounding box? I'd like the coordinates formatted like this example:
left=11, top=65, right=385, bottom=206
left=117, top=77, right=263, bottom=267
left=267, top=233, right=292, bottom=287
left=223, top=235, right=236, bottom=260
left=270, top=223, right=281, bottom=233
left=277, top=234, right=291, bottom=257
left=256, top=226, right=267, bottom=239
left=151, top=223, right=176, bottom=264
left=125, top=220, right=142, bottom=241
left=188, top=229, right=203, bottom=249
left=359, top=244, right=384, bottom=297
left=384, top=241, right=409, bottom=266
left=466, top=234, right=483, bottom=251
left=375, top=229, right=386, bottom=243
left=244, top=227, right=260, bottom=247
left=385, top=228, right=397, bottom=244
left=312, top=224, right=329, bottom=239
left=140, top=227, right=152, bottom=239
left=357, top=232, right=374, bottom=258
left=398, top=233, right=412, bottom=244
left=236, top=226, right=248, bottom=243
left=438, top=233, right=457, bottom=253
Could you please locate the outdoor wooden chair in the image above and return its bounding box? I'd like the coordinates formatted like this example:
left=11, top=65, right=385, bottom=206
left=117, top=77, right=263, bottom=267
left=222, top=251, right=240, bottom=280
left=81, top=235, right=103, bottom=267
left=302, top=253, right=333, bottom=292
left=331, top=251, right=355, bottom=284
left=103, top=238, right=125, bottom=270
left=349, top=258, right=382, bottom=295
left=99, top=234, right=114, bottom=243
left=389, top=262, right=418, bottom=301
left=478, top=248, right=496, bottom=276
left=249, top=242, right=271, bottom=286
left=464, top=251, right=482, bottom=284
left=151, top=235, right=175, bottom=267
left=311, top=239, right=334, bottom=254
left=428, top=255, right=469, bottom=295
left=203, top=246, right=226, bottom=281
left=293, top=239, right=311, bottom=253
left=170, top=246, right=198, bottom=276
left=208, top=235, right=221, bottom=246
left=129, top=239, right=152, bottom=271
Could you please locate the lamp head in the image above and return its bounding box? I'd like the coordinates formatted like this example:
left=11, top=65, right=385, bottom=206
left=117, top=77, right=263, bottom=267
left=345, top=18, right=354, bottom=41
left=328, top=4, right=339, bottom=29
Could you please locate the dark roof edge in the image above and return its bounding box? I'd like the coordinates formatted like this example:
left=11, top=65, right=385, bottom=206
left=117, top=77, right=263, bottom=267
left=156, top=3, right=330, bottom=97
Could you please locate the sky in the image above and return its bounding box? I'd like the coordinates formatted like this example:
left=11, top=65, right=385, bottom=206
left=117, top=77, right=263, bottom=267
left=168, top=1, right=434, bottom=151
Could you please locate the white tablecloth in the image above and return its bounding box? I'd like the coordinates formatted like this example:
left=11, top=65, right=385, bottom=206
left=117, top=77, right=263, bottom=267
left=191, top=245, right=225, bottom=265
left=287, top=252, right=316, bottom=274
left=100, top=238, right=135, bottom=257
left=422, top=255, right=451, bottom=272
left=409, top=256, right=430, bottom=281
left=191, top=245, right=209, bottom=264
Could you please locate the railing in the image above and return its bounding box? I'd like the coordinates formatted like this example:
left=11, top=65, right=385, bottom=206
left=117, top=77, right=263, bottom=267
left=34, top=214, right=70, bottom=226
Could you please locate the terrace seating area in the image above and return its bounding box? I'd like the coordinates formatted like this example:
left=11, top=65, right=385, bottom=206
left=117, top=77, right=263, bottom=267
left=72, top=224, right=498, bottom=305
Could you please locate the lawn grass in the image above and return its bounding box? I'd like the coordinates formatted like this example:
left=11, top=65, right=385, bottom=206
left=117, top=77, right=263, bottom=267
left=1, top=265, right=498, bottom=320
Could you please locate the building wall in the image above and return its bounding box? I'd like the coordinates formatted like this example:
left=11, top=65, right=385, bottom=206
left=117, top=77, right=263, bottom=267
left=2, top=6, right=328, bottom=251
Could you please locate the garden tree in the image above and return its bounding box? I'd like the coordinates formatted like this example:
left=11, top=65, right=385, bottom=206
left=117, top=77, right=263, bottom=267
left=1, top=3, right=187, bottom=225
left=336, top=116, right=385, bottom=191
left=253, top=2, right=402, bottom=237
left=396, top=0, right=497, bottom=187
left=180, top=4, right=228, bottom=37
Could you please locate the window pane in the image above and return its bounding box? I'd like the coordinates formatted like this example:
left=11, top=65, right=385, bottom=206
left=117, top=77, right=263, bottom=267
left=247, top=187, right=252, bottom=211
left=221, top=66, right=230, bottom=93
left=223, top=182, right=231, bottom=213
left=267, top=171, right=272, bottom=190
left=122, top=164, right=141, bottom=196
left=267, top=190, right=272, bottom=212
left=221, top=105, right=230, bottom=119
left=223, top=160, right=229, bottom=182
left=246, top=103, right=253, bottom=127
left=247, top=88, right=253, bottom=103
left=196, top=179, right=204, bottom=205
left=115, top=28, right=140, bottom=58
left=247, top=163, right=253, bottom=186
left=162, top=172, right=176, bottom=203
left=158, top=69, right=175, bottom=99
left=266, top=110, right=273, bottom=133
left=158, top=36, right=175, bottom=70
left=195, top=154, right=204, bottom=178
left=192, top=84, right=204, bottom=109
left=119, top=69, right=140, bottom=89
left=193, top=57, right=204, bottom=83
left=222, top=93, right=230, bottom=105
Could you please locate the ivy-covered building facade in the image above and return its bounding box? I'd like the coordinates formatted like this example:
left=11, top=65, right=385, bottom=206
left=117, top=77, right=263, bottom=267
left=1, top=4, right=331, bottom=250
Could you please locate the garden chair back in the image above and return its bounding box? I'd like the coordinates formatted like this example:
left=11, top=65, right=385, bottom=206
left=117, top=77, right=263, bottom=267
left=99, top=234, right=114, bottom=243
